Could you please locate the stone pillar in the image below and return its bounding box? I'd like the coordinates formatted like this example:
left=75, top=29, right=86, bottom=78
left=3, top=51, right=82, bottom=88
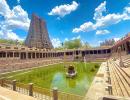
left=53, top=52, right=54, bottom=58
left=50, top=53, right=52, bottom=58
left=52, top=53, right=54, bottom=58
left=26, top=52, right=28, bottom=60
left=5, top=52, right=7, bottom=59
left=52, top=53, right=53, bottom=58
left=46, top=52, right=48, bottom=58
left=48, top=53, right=50, bottom=58
left=44, top=53, right=46, bottom=58
left=49, top=53, right=51, bottom=58
left=29, top=83, right=33, bottom=96
left=35, top=52, right=36, bottom=59
left=38, top=53, right=39, bottom=58
left=32, top=53, right=34, bottom=59
left=12, top=52, right=14, bottom=58
left=19, top=52, right=21, bottom=59
left=51, top=52, right=52, bottom=58
left=108, top=77, right=111, bottom=84
left=118, top=47, right=124, bottom=67
left=124, top=43, right=128, bottom=54
left=41, top=53, right=43, bottom=58
left=107, top=61, right=109, bottom=67
left=37, top=53, right=39, bottom=59
left=12, top=80, right=16, bottom=91
left=108, top=85, right=112, bottom=95
left=36, top=53, right=37, bottom=59
left=30, top=53, right=32, bottom=59
left=53, top=87, right=58, bottom=100
left=105, top=50, right=107, bottom=54
left=1, top=78, right=4, bottom=87
left=105, top=84, right=112, bottom=95
left=88, top=50, right=90, bottom=61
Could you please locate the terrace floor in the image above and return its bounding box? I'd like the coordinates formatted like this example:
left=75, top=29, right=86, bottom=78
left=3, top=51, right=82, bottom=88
left=0, top=86, right=37, bottom=100
left=84, top=62, right=106, bottom=100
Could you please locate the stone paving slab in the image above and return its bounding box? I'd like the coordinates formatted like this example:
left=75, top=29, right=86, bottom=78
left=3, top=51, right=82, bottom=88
left=84, top=62, right=107, bottom=100
left=0, top=86, right=37, bottom=100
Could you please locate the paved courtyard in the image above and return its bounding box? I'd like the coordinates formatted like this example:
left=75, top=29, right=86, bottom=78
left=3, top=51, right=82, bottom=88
left=0, top=87, right=37, bottom=100
left=84, top=62, right=107, bottom=100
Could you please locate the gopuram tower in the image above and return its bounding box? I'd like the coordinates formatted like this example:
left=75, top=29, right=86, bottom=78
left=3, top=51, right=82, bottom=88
left=25, top=14, right=53, bottom=49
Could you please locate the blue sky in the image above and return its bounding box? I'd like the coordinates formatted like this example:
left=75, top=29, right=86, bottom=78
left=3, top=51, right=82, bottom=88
left=0, top=0, right=130, bottom=47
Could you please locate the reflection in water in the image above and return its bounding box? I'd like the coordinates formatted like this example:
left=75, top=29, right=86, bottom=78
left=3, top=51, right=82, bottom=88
left=51, top=73, right=65, bottom=87
left=51, top=71, right=89, bottom=96
left=67, top=79, right=76, bottom=88
left=52, top=72, right=77, bottom=88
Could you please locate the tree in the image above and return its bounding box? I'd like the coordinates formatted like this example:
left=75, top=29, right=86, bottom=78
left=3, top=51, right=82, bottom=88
left=82, top=41, right=91, bottom=49
left=63, top=39, right=82, bottom=49
left=0, top=38, right=24, bottom=45
left=100, top=39, right=115, bottom=46
left=53, top=39, right=91, bottom=50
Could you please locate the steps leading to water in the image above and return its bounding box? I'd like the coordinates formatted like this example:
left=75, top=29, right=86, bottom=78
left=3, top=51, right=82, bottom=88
left=107, top=54, right=130, bottom=98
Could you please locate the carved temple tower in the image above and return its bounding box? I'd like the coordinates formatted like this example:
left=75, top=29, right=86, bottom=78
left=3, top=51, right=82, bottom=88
left=25, top=14, right=53, bottom=49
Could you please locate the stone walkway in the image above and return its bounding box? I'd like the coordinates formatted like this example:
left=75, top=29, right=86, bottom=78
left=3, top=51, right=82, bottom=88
left=84, top=62, right=107, bottom=100
left=1, top=62, right=63, bottom=77
left=0, top=86, right=37, bottom=100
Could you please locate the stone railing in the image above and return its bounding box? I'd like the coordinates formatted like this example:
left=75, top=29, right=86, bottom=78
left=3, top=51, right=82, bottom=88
left=0, top=78, right=84, bottom=100
left=99, top=95, right=130, bottom=100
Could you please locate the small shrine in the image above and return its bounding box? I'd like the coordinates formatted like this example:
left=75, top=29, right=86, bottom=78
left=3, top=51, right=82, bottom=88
left=66, top=65, right=77, bottom=78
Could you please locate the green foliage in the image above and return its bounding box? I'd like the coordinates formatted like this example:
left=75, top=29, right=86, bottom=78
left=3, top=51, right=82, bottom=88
left=19, top=41, right=24, bottom=45
left=0, top=39, right=24, bottom=45
left=63, top=39, right=82, bottom=49
left=54, top=39, right=91, bottom=49
left=0, top=39, right=15, bottom=44
left=94, top=64, right=99, bottom=68
left=54, top=46, right=64, bottom=50
left=90, top=68, right=95, bottom=72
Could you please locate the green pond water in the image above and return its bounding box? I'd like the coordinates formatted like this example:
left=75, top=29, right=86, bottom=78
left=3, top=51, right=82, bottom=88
left=7, top=62, right=100, bottom=96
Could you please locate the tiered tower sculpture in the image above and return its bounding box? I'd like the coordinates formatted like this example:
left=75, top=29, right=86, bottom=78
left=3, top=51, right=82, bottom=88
left=25, top=14, right=53, bottom=49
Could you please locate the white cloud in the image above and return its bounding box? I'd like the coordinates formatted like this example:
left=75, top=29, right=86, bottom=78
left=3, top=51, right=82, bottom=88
left=72, top=35, right=81, bottom=40
left=93, top=1, right=106, bottom=20
left=48, top=1, right=79, bottom=17
left=6, top=30, right=21, bottom=40
left=72, top=22, right=95, bottom=33
left=124, top=6, right=130, bottom=19
left=124, top=7, right=130, bottom=13
left=64, top=38, right=69, bottom=41
left=72, top=1, right=130, bottom=33
left=0, top=0, right=30, bottom=40
left=96, top=30, right=110, bottom=35
left=0, top=28, right=23, bottom=40
left=98, top=40, right=103, bottom=44
left=1, top=4, right=30, bottom=31
left=17, top=0, right=20, bottom=4
left=95, top=13, right=128, bottom=28
left=0, top=0, right=11, bottom=17
left=51, top=38, right=61, bottom=48
left=114, top=37, right=120, bottom=42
